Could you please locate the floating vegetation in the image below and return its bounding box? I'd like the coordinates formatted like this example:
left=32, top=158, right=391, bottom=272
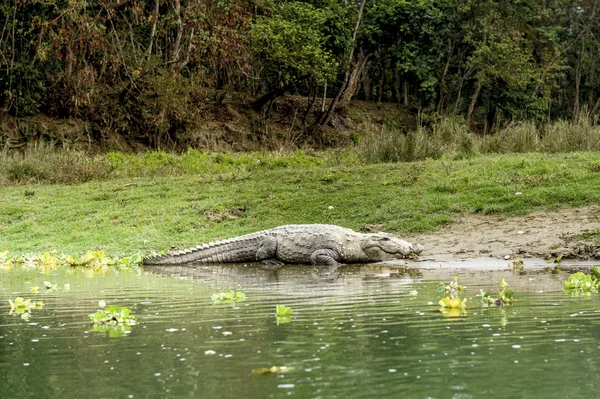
left=8, top=297, right=44, bottom=321
left=438, top=275, right=464, bottom=297
left=251, top=366, right=295, bottom=375
left=437, top=276, right=467, bottom=317
left=276, top=305, right=293, bottom=325
left=563, top=268, right=600, bottom=296
left=30, top=282, right=70, bottom=294
left=509, top=259, right=525, bottom=274
left=65, top=251, right=111, bottom=274
left=481, top=277, right=517, bottom=306
left=211, top=290, right=246, bottom=305
left=0, top=250, right=142, bottom=275
left=438, top=296, right=468, bottom=309
left=89, top=302, right=137, bottom=338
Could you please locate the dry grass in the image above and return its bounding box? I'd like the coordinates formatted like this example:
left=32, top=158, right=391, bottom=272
left=356, top=117, right=600, bottom=163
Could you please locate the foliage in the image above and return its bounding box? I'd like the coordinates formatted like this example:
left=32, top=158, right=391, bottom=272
left=480, top=277, right=517, bottom=306
left=0, top=250, right=142, bottom=274
left=276, top=304, right=293, bottom=324
left=211, top=290, right=246, bottom=305
left=2, top=0, right=599, bottom=140
left=437, top=276, right=467, bottom=317
left=89, top=302, right=137, bottom=338
left=563, top=270, right=600, bottom=296
left=8, top=297, right=44, bottom=321
left=250, top=2, right=339, bottom=89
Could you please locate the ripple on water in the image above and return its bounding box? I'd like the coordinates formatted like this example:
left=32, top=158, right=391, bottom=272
left=1, top=265, right=599, bottom=398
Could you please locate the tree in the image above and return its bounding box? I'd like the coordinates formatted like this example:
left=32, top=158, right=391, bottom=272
left=250, top=1, right=338, bottom=114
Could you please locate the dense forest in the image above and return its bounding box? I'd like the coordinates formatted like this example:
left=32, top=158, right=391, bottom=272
left=1, top=0, right=599, bottom=147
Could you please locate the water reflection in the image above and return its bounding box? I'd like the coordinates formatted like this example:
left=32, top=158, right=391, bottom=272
left=1, top=261, right=600, bottom=398
left=145, top=261, right=571, bottom=294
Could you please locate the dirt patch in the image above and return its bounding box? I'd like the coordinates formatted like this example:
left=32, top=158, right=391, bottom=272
left=410, top=206, right=600, bottom=261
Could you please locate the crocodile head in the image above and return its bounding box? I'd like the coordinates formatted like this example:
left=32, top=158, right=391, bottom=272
left=361, top=232, right=424, bottom=261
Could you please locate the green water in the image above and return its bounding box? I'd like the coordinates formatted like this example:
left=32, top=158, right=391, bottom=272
left=1, top=264, right=600, bottom=399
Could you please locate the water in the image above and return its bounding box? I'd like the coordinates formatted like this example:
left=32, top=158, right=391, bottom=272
left=2, top=262, right=600, bottom=398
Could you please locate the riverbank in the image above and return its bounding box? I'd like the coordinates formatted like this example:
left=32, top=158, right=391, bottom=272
left=1, top=151, right=599, bottom=260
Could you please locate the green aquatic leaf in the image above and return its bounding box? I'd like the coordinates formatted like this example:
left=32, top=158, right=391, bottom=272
left=8, top=297, right=44, bottom=317
left=89, top=304, right=136, bottom=337
left=563, top=271, right=599, bottom=295
left=211, top=290, right=246, bottom=304
left=276, top=305, right=293, bottom=324
left=276, top=305, right=293, bottom=317
left=438, top=296, right=467, bottom=309
left=499, top=276, right=508, bottom=288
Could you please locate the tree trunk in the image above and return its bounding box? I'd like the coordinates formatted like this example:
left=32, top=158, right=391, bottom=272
left=437, top=35, right=455, bottom=113
left=572, top=39, right=584, bottom=123
left=145, top=0, right=160, bottom=60
left=454, top=66, right=471, bottom=113
left=362, top=74, right=371, bottom=101
left=590, top=96, right=600, bottom=122
left=466, top=80, right=481, bottom=127
left=403, top=82, right=409, bottom=106
left=302, top=84, right=318, bottom=125
left=180, top=27, right=195, bottom=69
left=170, top=0, right=183, bottom=64
left=338, top=49, right=368, bottom=109
left=391, top=60, right=400, bottom=103
left=377, top=66, right=384, bottom=103
left=320, top=0, right=366, bottom=126
left=321, top=79, right=327, bottom=112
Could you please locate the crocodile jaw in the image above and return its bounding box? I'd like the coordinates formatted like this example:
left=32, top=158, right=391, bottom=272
left=362, top=234, right=424, bottom=261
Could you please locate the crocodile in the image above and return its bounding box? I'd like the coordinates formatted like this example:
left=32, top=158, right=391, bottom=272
left=143, top=224, right=424, bottom=266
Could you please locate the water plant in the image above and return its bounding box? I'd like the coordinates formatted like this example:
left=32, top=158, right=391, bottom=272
left=509, top=259, right=525, bottom=274
left=89, top=302, right=137, bottom=338
left=563, top=267, right=600, bottom=296
left=65, top=251, right=111, bottom=272
left=481, top=277, right=516, bottom=306
left=276, top=305, right=293, bottom=324
left=437, top=276, right=468, bottom=317
left=211, top=290, right=246, bottom=305
left=0, top=250, right=142, bottom=274
left=8, top=297, right=44, bottom=321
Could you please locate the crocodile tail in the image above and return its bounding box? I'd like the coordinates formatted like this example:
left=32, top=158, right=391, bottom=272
left=142, top=232, right=266, bottom=265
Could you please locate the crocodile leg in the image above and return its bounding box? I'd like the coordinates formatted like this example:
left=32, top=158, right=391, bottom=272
left=255, top=236, right=282, bottom=265
left=310, top=249, right=341, bottom=266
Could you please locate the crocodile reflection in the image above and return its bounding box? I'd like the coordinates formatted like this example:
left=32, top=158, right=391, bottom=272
left=144, top=263, right=423, bottom=295
left=144, top=260, right=574, bottom=294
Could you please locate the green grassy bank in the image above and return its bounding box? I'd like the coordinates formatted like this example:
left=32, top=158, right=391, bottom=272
left=1, top=151, right=599, bottom=257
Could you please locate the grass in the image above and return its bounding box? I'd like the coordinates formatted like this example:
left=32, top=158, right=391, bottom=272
left=353, top=117, right=600, bottom=163
left=580, top=230, right=600, bottom=244
left=1, top=151, right=599, bottom=257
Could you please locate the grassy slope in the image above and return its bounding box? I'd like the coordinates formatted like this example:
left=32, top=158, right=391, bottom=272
left=1, top=152, right=599, bottom=257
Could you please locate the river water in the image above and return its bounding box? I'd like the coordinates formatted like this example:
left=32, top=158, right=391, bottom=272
left=1, top=262, right=600, bottom=398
